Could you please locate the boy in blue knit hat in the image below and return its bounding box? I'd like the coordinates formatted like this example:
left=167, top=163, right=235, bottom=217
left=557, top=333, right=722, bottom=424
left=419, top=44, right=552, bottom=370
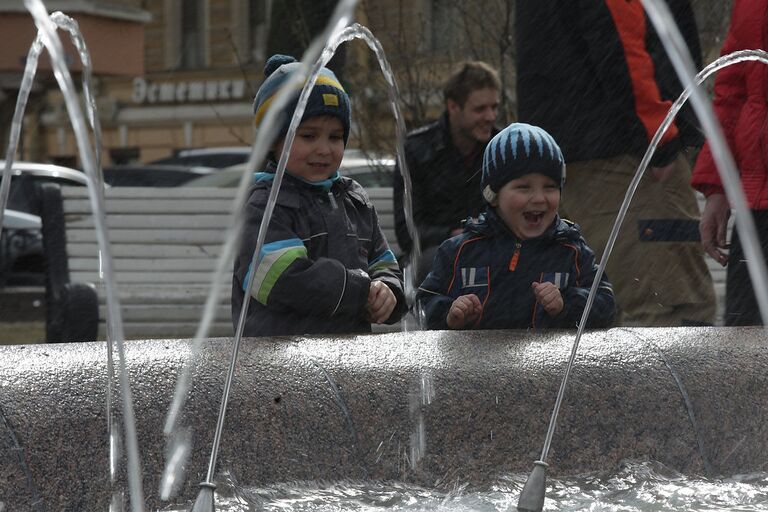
left=417, top=123, right=616, bottom=330
left=232, top=54, right=407, bottom=336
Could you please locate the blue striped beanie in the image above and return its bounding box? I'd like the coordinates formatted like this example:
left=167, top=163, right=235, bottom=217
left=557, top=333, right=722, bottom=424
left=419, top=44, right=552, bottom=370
left=481, top=122, right=565, bottom=203
left=253, top=54, right=351, bottom=145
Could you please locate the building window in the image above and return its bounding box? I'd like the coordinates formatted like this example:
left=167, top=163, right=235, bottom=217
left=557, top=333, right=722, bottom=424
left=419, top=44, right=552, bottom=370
left=430, top=0, right=465, bottom=55
left=232, top=0, right=271, bottom=63
left=180, top=0, right=207, bottom=68
left=165, top=0, right=208, bottom=69
left=249, top=0, right=271, bottom=62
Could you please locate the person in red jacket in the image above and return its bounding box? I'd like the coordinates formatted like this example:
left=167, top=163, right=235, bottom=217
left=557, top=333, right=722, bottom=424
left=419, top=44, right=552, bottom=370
left=692, top=0, right=768, bottom=326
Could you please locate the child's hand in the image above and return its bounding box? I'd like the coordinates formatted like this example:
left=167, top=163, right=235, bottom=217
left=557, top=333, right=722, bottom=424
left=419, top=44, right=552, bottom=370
left=367, top=280, right=397, bottom=324
left=446, top=294, right=483, bottom=329
left=531, top=281, right=564, bottom=316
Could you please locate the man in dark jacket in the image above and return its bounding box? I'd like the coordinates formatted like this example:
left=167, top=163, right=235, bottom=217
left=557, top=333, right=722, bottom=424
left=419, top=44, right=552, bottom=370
left=516, top=0, right=715, bottom=327
left=393, top=61, right=501, bottom=282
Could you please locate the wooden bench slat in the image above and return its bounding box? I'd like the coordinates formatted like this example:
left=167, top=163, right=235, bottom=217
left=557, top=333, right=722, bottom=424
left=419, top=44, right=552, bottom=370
left=64, top=199, right=237, bottom=214
left=62, top=186, right=238, bottom=199
left=68, top=214, right=233, bottom=230
left=365, top=187, right=393, bottom=198
left=71, top=271, right=230, bottom=284
left=67, top=243, right=225, bottom=258
left=69, top=258, right=229, bottom=272
left=99, top=304, right=230, bottom=322
left=67, top=229, right=228, bottom=244
left=92, top=285, right=230, bottom=304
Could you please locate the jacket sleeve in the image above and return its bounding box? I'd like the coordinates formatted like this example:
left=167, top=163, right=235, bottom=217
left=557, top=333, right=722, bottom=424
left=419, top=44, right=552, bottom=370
left=416, top=240, right=457, bottom=330
left=582, top=0, right=681, bottom=166
left=550, top=238, right=616, bottom=329
left=237, top=189, right=371, bottom=319
left=368, top=205, right=408, bottom=324
left=691, top=6, right=746, bottom=196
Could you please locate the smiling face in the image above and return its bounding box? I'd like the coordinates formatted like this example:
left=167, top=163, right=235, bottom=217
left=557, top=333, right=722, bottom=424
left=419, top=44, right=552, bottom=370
left=492, top=173, right=561, bottom=239
left=273, top=115, right=345, bottom=182
left=447, top=87, right=500, bottom=148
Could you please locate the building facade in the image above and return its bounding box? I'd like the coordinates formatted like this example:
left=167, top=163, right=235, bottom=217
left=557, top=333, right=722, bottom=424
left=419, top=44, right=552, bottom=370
left=1, top=0, right=732, bottom=167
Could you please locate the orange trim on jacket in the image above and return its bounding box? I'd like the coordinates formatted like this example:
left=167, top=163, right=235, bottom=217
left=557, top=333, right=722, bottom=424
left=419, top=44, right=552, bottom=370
left=605, top=0, right=679, bottom=145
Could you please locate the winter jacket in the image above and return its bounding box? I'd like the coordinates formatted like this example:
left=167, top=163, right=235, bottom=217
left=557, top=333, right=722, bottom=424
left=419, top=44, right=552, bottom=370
left=516, top=0, right=685, bottom=166
left=392, top=113, right=500, bottom=257
left=232, top=165, right=407, bottom=337
left=417, top=210, right=616, bottom=330
left=691, top=0, right=768, bottom=209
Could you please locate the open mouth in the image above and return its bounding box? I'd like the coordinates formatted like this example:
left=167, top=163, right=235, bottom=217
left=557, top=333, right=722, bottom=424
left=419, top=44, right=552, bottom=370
left=523, top=211, right=545, bottom=223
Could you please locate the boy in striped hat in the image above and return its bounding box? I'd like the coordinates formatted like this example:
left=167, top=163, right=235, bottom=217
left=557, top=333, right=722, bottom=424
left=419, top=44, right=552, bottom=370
left=232, top=55, right=406, bottom=336
left=417, top=122, right=615, bottom=330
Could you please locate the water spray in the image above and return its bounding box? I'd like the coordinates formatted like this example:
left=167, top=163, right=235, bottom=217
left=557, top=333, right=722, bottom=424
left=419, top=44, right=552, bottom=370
left=517, top=3, right=768, bottom=508
left=180, top=2, right=358, bottom=509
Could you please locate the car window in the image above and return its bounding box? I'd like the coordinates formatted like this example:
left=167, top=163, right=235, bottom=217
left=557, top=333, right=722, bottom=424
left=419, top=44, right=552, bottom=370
left=341, top=166, right=393, bottom=188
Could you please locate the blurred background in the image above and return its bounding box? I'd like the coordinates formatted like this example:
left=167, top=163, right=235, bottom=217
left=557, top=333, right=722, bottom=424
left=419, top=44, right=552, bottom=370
left=0, top=0, right=734, bottom=343
left=0, top=0, right=733, bottom=165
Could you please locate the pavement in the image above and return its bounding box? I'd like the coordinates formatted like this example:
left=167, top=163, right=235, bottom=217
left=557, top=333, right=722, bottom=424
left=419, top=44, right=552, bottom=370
left=0, top=286, right=45, bottom=344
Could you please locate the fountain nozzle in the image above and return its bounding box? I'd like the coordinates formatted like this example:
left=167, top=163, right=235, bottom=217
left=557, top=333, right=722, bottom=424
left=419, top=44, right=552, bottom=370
left=189, top=481, right=216, bottom=512
left=517, top=460, right=548, bottom=512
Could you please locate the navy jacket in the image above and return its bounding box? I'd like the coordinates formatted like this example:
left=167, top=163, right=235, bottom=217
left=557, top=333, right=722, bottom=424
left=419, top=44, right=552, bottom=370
left=232, top=165, right=407, bottom=337
left=417, top=210, right=616, bottom=330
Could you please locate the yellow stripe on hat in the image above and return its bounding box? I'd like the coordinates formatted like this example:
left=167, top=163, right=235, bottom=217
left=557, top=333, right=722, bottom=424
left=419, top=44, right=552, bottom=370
left=315, top=75, right=345, bottom=91
left=253, top=74, right=345, bottom=127
left=254, top=94, right=277, bottom=127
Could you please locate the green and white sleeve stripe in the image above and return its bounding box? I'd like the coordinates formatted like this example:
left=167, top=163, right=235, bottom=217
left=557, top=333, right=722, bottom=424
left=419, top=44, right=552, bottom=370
left=243, top=238, right=307, bottom=305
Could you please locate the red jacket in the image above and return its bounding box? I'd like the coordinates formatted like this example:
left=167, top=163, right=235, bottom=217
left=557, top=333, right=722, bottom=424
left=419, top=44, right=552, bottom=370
left=691, top=0, right=768, bottom=209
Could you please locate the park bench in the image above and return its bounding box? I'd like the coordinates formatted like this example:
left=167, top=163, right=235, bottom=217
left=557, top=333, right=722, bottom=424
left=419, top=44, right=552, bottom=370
left=38, top=183, right=399, bottom=341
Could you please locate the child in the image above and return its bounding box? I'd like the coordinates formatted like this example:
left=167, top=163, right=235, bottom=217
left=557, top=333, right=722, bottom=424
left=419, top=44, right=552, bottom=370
left=232, top=54, right=407, bottom=337
left=417, top=123, right=615, bottom=330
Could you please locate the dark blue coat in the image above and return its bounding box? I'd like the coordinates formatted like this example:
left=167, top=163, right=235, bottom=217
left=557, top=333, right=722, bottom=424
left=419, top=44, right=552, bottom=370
left=417, top=210, right=616, bottom=330
left=232, top=166, right=406, bottom=337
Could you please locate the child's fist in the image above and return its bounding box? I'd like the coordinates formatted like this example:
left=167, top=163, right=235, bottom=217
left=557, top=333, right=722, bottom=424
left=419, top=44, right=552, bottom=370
left=446, top=294, right=483, bottom=329
left=367, top=280, right=396, bottom=324
left=531, top=281, right=564, bottom=316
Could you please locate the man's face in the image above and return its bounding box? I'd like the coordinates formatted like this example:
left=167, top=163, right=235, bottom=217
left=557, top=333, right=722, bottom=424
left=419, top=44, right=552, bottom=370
left=447, top=87, right=500, bottom=145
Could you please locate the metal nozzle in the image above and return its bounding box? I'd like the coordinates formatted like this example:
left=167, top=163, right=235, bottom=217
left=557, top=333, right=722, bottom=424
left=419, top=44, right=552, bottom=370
left=189, top=481, right=216, bottom=512
left=517, top=460, right=548, bottom=512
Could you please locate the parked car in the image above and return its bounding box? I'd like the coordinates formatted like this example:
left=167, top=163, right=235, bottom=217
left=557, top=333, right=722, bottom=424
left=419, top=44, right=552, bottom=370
left=1, top=162, right=89, bottom=286
left=1, top=209, right=43, bottom=286
left=149, top=146, right=251, bottom=169
left=3, top=162, right=89, bottom=215
left=183, top=149, right=395, bottom=188
left=102, top=164, right=216, bottom=187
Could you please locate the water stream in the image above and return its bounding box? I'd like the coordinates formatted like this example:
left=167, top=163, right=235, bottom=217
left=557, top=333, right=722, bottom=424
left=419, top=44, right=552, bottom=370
left=17, top=1, right=143, bottom=510
left=2, top=1, right=767, bottom=511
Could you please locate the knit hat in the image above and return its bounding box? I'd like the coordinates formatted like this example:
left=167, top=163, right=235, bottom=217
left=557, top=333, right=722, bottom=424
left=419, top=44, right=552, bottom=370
left=481, top=123, right=565, bottom=203
left=253, top=54, right=351, bottom=145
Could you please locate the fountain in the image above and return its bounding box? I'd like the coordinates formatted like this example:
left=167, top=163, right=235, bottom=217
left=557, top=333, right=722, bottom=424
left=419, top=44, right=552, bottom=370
left=3, top=327, right=768, bottom=511
left=1, top=1, right=768, bottom=511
